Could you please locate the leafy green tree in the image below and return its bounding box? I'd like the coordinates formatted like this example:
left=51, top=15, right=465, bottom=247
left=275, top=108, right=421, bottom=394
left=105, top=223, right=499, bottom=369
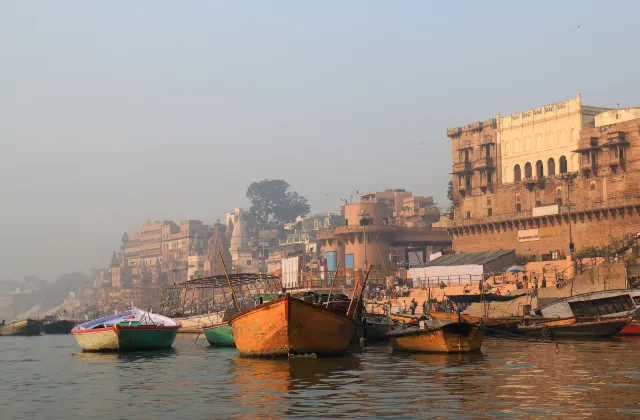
left=246, top=179, right=311, bottom=234
left=447, top=180, right=454, bottom=203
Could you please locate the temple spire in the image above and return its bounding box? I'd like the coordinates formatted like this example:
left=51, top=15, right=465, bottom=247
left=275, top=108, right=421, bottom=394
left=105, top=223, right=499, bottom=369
left=109, top=251, right=119, bottom=268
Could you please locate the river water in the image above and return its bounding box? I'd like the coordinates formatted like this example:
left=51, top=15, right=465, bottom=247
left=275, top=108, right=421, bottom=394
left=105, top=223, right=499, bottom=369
left=2, top=334, right=640, bottom=419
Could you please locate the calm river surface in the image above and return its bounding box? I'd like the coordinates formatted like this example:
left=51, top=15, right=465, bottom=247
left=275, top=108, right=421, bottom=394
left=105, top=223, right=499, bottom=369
left=2, top=334, right=640, bottom=419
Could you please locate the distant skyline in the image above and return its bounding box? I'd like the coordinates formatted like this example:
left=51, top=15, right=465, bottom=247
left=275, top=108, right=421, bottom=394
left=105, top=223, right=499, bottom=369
left=2, top=1, right=640, bottom=281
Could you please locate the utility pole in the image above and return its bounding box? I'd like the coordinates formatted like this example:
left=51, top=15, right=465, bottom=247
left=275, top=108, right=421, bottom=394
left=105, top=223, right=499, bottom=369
left=564, top=173, right=577, bottom=296
left=359, top=209, right=372, bottom=270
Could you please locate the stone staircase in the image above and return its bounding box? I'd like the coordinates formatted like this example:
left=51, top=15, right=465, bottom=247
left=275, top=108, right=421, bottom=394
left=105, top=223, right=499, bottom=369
left=375, top=262, right=630, bottom=318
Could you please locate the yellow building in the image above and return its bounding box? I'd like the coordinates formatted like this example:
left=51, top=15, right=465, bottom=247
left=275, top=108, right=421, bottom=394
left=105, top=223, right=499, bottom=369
left=499, top=92, right=611, bottom=184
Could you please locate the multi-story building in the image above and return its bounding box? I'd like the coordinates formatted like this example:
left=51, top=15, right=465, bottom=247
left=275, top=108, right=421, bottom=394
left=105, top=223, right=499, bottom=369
left=318, top=202, right=450, bottom=274
left=400, top=196, right=441, bottom=227
left=360, top=189, right=412, bottom=225
left=122, top=219, right=213, bottom=275
left=447, top=95, right=640, bottom=258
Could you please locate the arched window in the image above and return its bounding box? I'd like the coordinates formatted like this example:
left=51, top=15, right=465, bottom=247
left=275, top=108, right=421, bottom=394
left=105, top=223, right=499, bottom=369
left=536, top=160, right=544, bottom=178
left=548, top=158, right=556, bottom=176
left=514, top=165, right=522, bottom=182
left=559, top=156, right=568, bottom=174
left=524, top=162, right=533, bottom=178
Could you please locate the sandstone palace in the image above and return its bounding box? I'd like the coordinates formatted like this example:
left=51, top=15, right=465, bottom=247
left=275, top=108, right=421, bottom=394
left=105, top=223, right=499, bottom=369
left=447, top=93, right=640, bottom=258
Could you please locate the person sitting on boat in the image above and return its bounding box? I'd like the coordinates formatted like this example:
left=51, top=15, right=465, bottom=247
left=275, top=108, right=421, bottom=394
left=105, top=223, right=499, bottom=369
left=0, top=320, right=4, bottom=327
left=439, top=281, right=446, bottom=289
left=278, top=288, right=286, bottom=298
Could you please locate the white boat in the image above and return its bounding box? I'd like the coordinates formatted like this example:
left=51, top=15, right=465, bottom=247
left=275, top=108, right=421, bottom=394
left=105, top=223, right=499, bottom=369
left=174, top=312, right=225, bottom=333
left=71, top=309, right=180, bottom=351
left=531, top=289, right=640, bottom=318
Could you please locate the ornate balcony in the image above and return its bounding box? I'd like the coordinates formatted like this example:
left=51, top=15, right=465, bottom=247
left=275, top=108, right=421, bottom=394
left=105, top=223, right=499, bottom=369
left=479, top=134, right=495, bottom=146
left=580, top=159, right=597, bottom=173
left=473, top=156, right=495, bottom=170
left=452, top=161, right=473, bottom=174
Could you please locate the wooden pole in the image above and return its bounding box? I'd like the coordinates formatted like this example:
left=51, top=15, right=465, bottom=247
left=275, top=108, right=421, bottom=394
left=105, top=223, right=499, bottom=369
left=219, top=251, right=240, bottom=312
left=326, top=261, right=341, bottom=307
left=348, top=265, right=373, bottom=317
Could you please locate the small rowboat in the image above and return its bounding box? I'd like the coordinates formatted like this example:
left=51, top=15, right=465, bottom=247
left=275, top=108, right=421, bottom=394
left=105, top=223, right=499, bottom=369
left=517, top=316, right=632, bottom=338
left=0, top=319, right=42, bottom=336
left=203, top=322, right=235, bottom=347
left=71, top=309, right=180, bottom=352
left=390, top=321, right=486, bottom=353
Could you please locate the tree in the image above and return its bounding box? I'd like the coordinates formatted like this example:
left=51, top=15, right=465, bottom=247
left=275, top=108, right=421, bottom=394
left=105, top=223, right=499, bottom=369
left=121, top=232, right=129, bottom=244
left=446, top=180, right=456, bottom=220
left=447, top=180, right=454, bottom=204
left=246, top=179, right=311, bottom=233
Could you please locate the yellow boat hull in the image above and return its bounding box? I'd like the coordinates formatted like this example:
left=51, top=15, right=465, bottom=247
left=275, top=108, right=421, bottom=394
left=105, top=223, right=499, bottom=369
left=73, top=329, right=119, bottom=351
left=391, top=322, right=486, bottom=353
left=230, top=294, right=358, bottom=357
left=174, top=313, right=224, bottom=333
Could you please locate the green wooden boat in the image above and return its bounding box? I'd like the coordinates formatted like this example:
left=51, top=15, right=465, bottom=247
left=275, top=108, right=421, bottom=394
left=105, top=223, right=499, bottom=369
left=203, top=322, right=235, bottom=347
left=72, top=309, right=180, bottom=351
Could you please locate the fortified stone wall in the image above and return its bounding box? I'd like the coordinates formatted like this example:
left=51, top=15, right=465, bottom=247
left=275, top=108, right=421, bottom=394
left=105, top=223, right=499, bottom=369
left=450, top=117, right=640, bottom=256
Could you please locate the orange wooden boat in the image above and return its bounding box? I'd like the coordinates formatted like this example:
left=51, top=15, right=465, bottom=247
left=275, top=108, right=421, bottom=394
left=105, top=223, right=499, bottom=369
left=390, top=322, right=486, bottom=353
left=228, top=293, right=359, bottom=357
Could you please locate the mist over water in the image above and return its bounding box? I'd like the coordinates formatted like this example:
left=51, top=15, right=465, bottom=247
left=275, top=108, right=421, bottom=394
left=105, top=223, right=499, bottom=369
left=2, top=335, right=640, bottom=419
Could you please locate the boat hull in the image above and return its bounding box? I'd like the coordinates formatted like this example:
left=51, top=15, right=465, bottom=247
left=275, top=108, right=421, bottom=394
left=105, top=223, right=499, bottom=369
left=73, top=328, right=119, bottom=351
left=203, top=323, right=235, bottom=347
left=230, top=294, right=358, bottom=357
left=0, top=319, right=42, bottom=336
left=391, top=322, right=486, bottom=353
left=518, top=317, right=631, bottom=338
left=619, top=321, right=640, bottom=335
left=43, top=320, right=77, bottom=334
left=175, top=312, right=224, bottom=333
left=72, top=325, right=179, bottom=351
left=362, top=314, right=393, bottom=341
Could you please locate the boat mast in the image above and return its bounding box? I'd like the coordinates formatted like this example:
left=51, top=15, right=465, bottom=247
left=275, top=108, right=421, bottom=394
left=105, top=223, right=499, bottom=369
left=219, top=251, right=241, bottom=312
left=326, top=261, right=341, bottom=308
left=348, top=265, right=373, bottom=317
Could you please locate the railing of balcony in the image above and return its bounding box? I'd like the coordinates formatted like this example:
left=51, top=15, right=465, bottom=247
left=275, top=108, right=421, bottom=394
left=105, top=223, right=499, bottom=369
left=453, top=161, right=472, bottom=173
left=473, top=156, right=494, bottom=168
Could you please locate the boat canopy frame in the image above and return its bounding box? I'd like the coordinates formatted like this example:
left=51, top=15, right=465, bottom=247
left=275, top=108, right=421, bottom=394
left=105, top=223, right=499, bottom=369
left=159, top=273, right=282, bottom=318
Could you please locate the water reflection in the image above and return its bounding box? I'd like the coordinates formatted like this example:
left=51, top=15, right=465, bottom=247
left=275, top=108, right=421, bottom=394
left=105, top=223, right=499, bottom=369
left=72, top=347, right=177, bottom=363
left=3, top=336, right=640, bottom=419
left=408, top=351, right=486, bottom=367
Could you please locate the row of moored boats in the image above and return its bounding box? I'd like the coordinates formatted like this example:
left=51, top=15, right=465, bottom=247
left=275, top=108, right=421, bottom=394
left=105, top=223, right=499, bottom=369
left=4, top=276, right=640, bottom=356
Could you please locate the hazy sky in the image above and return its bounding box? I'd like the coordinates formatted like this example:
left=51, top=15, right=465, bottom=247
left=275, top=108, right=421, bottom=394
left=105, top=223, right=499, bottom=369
left=1, top=1, right=639, bottom=282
